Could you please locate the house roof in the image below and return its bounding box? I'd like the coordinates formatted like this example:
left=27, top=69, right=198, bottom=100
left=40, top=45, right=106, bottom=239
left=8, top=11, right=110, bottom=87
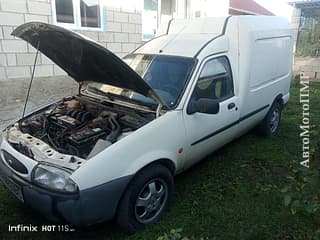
left=229, top=0, right=274, bottom=15
left=289, top=0, right=320, bottom=8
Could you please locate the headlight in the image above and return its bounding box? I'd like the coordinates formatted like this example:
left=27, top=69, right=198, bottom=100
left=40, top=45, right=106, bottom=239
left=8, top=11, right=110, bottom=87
left=32, top=164, right=78, bottom=193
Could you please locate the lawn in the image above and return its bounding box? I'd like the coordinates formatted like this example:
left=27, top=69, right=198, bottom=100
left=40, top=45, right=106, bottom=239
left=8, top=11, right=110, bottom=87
left=0, top=80, right=319, bottom=240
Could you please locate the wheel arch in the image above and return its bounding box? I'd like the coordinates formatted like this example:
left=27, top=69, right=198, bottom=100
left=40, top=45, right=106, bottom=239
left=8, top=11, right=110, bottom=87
left=115, top=158, right=176, bottom=216
left=274, top=93, right=284, bottom=108
left=257, top=93, right=284, bottom=136
left=137, top=158, right=176, bottom=176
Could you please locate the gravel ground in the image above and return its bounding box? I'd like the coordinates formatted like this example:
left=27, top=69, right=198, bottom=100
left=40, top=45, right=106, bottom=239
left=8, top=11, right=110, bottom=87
left=0, top=76, right=78, bottom=130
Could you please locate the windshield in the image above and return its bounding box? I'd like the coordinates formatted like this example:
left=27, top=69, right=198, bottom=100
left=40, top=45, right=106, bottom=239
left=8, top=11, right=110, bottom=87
left=87, top=54, right=195, bottom=108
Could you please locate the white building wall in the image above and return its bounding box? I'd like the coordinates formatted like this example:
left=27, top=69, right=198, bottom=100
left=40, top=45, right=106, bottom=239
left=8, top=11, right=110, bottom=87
left=0, top=0, right=231, bottom=81
left=186, top=0, right=229, bottom=18
left=0, top=0, right=143, bottom=80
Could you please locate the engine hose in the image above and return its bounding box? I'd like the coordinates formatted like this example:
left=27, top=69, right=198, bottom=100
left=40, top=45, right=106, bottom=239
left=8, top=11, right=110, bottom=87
left=106, top=116, right=121, bottom=143
left=81, top=112, right=91, bottom=122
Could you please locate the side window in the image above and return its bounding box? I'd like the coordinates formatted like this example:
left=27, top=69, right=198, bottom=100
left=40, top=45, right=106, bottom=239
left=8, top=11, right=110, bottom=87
left=192, top=57, right=233, bottom=101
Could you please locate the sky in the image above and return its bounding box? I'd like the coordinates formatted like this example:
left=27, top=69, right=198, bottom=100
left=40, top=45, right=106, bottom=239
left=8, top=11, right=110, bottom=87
left=254, top=0, right=294, bottom=22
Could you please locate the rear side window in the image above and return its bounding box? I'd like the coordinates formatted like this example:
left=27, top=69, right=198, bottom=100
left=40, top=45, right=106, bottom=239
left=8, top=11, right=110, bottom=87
left=192, top=57, right=233, bottom=101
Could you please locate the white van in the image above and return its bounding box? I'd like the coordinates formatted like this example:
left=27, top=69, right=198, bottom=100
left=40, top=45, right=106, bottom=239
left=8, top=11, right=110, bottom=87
left=0, top=16, right=292, bottom=232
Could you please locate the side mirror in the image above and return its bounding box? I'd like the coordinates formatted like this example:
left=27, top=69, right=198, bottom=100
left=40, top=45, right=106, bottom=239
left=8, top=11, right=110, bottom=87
left=187, top=98, right=220, bottom=115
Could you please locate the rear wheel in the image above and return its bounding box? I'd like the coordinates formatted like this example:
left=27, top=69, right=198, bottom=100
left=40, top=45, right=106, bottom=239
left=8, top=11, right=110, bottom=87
left=116, top=164, right=174, bottom=233
left=257, top=102, right=282, bottom=136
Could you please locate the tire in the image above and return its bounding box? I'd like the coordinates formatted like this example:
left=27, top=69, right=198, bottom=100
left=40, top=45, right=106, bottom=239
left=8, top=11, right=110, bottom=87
left=116, top=164, right=174, bottom=233
left=257, top=102, right=282, bottom=136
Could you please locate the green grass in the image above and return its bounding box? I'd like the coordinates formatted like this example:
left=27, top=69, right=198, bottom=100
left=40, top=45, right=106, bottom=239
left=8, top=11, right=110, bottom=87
left=0, top=81, right=319, bottom=240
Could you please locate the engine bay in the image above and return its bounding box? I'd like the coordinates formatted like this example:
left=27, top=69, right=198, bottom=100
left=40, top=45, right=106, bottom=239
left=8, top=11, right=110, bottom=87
left=11, top=95, right=155, bottom=159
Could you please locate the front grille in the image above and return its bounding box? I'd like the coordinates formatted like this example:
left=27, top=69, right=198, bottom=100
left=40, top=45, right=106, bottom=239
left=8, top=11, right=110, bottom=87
left=2, top=150, right=28, bottom=174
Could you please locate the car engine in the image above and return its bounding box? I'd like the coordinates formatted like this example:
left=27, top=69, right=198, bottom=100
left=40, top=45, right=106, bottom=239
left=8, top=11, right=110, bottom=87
left=15, top=96, right=154, bottom=159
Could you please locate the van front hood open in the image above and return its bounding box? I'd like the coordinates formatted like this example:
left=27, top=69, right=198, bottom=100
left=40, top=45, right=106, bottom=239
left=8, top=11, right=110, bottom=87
left=12, top=22, right=165, bottom=106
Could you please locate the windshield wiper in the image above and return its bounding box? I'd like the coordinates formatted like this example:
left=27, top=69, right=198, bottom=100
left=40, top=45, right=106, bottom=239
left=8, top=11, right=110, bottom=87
left=86, top=86, right=115, bottom=101
left=107, top=91, right=157, bottom=108
left=86, top=86, right=157, bottom=110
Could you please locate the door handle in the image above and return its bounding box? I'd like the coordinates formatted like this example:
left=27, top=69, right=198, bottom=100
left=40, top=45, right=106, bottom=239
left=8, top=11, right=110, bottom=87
left=228, top=102, right=236, bottom=110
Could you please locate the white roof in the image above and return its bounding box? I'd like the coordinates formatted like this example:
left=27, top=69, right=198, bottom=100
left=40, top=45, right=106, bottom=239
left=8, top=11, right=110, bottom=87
left=135, top=17, right=228, bottom=58
left=156, top=17, right=228, bottom=36
left=135, top=16, right=291, bottom=58
left=135, top=34, right=218, bottom=57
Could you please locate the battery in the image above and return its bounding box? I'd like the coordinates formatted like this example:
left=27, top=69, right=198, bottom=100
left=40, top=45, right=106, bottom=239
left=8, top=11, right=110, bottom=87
left=68, top=127, right=105, bottom=145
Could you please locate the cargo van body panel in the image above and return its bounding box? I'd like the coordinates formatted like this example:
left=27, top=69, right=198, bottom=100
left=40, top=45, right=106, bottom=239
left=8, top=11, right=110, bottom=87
left=0, top=16, right=293, bottom=228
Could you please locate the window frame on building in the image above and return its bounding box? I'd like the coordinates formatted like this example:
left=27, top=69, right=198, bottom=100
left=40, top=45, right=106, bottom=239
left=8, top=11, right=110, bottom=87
left=142, top=0, right=177, bottom=40
left=52, top=0, right=104, bottom=31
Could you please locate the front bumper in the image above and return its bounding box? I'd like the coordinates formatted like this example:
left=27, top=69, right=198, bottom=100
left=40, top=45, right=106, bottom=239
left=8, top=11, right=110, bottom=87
left=0, top=154, right=132, bottom=226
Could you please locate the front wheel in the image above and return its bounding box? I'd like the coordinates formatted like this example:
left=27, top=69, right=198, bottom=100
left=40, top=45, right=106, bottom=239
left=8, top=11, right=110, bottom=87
left=257, top=102, right=282, bottom=136
left=116, top=164, right=174, bottom=233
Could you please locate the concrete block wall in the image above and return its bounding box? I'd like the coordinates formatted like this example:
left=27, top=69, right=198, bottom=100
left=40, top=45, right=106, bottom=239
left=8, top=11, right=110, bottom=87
left=0, top=0, right=143, bottom=80
left=0, top=0, right=52, bottom=80
left=293, top=56, right=320, bottom=79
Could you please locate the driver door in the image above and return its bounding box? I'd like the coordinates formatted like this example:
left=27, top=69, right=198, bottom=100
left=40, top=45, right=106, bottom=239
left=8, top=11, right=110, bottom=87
left=183, top=56, right=240, bottom=168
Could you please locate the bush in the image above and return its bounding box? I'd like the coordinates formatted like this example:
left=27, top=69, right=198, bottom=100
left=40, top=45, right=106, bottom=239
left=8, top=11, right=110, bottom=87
left=282, top=166, right=320, bottom=214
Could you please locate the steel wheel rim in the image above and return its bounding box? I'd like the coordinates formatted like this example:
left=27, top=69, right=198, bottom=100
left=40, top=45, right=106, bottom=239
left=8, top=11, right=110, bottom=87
left=134, top=178, right=168, bottom=224
left=270, top=109, right=280, bottom=133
